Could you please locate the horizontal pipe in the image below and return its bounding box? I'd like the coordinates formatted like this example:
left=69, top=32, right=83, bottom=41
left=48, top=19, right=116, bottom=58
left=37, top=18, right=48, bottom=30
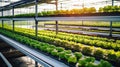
left=0, top=16, right=120, bottom=21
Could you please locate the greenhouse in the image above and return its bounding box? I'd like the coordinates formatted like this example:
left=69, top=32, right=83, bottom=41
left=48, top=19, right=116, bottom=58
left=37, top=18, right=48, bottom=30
left=0, top=0, right=120, bottom=67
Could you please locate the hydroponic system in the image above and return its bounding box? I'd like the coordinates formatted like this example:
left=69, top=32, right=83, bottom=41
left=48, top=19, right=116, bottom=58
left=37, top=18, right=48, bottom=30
left=0, top=0, right=120, bottom=67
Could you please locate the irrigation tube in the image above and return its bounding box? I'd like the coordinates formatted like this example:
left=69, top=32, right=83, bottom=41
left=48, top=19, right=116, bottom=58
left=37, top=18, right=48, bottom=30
left=0, top=52, right=12, bottom=67
left=0, top=34, right=69, bottom=67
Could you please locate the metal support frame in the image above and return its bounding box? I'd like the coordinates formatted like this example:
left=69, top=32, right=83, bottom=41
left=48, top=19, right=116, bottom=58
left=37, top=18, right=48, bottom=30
left=55, top=21, right=58, bottom=34
left=12, top=6, right=15, bottom=31
left=1, top=9, right=4, bottom=29
left=55, top=0, right=58, bottom=35
left=13, top=21, right=15, bottom=31
left=35, top=20, right=38, bottom=37
left=35, top=0, right=38, bottom=66
left=35, top=0, right=38, bottom=17
left=82, top=20, right=84, bottom=30
left=35, top=61, right=38, bottom=67
left=35, top=0, right=38, bottom=37
left=2, top=20, right=4, bottom=28
left=110, top=21, right=112, bottom=37
left=112, top=0, right=114, bottom=6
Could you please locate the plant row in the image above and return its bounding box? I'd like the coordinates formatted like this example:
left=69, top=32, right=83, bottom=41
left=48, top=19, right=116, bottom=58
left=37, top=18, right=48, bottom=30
left=1, top=5, right=120, bottom=18
left=2, top=27, right=120, bottom=66
left=37, top=30, right=120, bottom=51
left=17, top=27, right=115, bottom=42
left=14, top=27, right=120, bottom=51
left=44, top=22, right=120, bottom=28
left=0, top=29, right=112, bottom=67
left=99, top=5, right=120, bottom=12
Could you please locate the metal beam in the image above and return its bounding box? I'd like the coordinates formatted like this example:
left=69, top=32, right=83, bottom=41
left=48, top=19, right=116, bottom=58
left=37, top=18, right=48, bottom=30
left=36, top=16, right=120, bottom=21
left=0, top=16, right=120, bottom=21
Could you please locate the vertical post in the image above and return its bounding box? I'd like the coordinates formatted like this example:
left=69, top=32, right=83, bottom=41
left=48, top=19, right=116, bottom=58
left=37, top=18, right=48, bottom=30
left=35, top=20, right=38, bottom=37
left=112, top=0, right=114, bottom=6
left=110, top=0, right=113, bottom=37
left=35, top=0, right=38, bottom=67
left=110, top=21, right=112, bottom=37
left=60, top=3, right=62, bottom=10
left=12, top=6, right=15, bottom=31
left=82, top=0, right=84, bottom=31
left=2, top=9, right=4, bottom=29
left=35, top=61, right=38, bottom=67
left=82, top=20, right=84, bottom=30
left=35, top=0, right=38, bottom=37
left=35, top=0, right=38, bottom=66
left=82, top=0, right=84, bottom=8
left=56, top=21, right=58, bottom=34
left=56, top=0, right=58, bottom=10
left=55, top=0, right=58, bottom=35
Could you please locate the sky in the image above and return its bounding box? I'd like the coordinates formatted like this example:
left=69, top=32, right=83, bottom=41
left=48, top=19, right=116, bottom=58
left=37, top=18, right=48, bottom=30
left=0, top=0, right=120, bottom=16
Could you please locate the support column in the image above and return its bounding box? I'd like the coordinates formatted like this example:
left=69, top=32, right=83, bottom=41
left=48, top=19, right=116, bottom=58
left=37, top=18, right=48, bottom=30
left=35, top=20, right=38, bottom=37
left=2, top=20, right=4, bottom=29
left=109, top=21, right=112, bottom=37
left=12, top=6, right=15, bottom=31
left=55, top=0, right=58, bottom=35
left=35, top=0, right=38, bottom=67
left=112, top=0, right=114, bottom=6
left=82, top=20, right=84, bottom=30
left=35, top=61, right=38, bottom=67
left=12, top=21, right=15, bottom=31
left=56, top=21, right=58, bottom=34
left=2, top=9, right=4, bottom=29
left=35, top=0, right=38, bottom=37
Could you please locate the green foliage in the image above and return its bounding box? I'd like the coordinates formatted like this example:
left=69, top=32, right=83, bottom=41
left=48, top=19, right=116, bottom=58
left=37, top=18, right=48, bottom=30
left=0, top=27, right=116, bottom=66
left=93, top=48, right=105, bottom=58
left=58, top=51, right=66, bottom=59
left=56, top=47, right=65, bottom=52
left=107, top=50, right=117, bottom=61
left=74, top=52, right=82, bottom=60
left=99, top=5, right=120, bottom=12
left=85, top=62, right=98, bottom=67
left=68, top=55, right=77, bottom=63
left=84, top=57, right=95, bottom=63
left=82, top=46, right=94, bottom=55
left=51, top=49, right=58, bottom=56
left=98, top=59, right=112, bottom=67
left=78, top=58, right=87, bottom=67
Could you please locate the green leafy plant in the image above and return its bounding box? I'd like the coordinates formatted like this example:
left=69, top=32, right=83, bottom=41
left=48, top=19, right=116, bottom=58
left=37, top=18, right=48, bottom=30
left=68, top=55, right=77, bottom=63
left=93, top=48, right=105, bottom=58
left=98, top=59, right=112, bottom=67
left=74, top=52, right=82, bottom=60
